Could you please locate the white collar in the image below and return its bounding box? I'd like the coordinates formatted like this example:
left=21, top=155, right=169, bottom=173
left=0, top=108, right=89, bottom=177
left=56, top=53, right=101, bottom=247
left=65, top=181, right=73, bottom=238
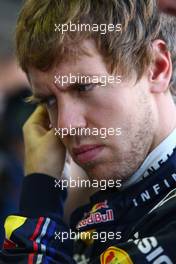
left=123, top=128, right=176, bottom=188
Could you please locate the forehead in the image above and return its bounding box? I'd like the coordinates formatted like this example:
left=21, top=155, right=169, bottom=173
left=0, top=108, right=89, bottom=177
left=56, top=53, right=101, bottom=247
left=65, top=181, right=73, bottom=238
left=28, top=39, right=109, bottom=92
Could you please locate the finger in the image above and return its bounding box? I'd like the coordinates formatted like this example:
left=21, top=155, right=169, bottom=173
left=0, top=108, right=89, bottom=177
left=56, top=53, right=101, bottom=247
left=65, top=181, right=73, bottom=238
left=23, top=105, right=50, bottom=139
left=29, top=105, right=50, bottom=128
left=47, top=129, right=66, bottom=148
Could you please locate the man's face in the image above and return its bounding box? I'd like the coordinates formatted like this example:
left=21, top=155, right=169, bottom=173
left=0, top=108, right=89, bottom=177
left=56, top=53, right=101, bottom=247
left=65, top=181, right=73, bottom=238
left=29, top=40, right=157, bottom=182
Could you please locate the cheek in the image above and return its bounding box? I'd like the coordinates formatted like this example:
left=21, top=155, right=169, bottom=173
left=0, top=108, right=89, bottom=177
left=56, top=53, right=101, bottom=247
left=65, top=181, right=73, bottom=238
left=94, top=98, right=128, bottom=126
left=91, top=94, right=139, bottom=135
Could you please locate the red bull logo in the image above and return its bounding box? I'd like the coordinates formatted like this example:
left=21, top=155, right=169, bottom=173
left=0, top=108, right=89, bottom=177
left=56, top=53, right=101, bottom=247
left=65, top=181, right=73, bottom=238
left=100, top=246, right=133, bottom=264
left=76, top=200, right=114, bottom=230
left=77, top=209, right=114, bottom=229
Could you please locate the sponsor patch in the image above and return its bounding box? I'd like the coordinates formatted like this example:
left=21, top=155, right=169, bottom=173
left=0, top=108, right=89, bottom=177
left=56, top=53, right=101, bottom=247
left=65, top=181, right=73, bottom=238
left=76, top=200, right=114, bottom=230
left=100, top=246, right=133, bottom=264
left=4, top=215, right=27, bottom=240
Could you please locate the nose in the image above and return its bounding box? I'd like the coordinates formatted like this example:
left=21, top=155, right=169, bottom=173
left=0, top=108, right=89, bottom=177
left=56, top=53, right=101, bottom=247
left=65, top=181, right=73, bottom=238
left=57, top=99, right=87, bottom=134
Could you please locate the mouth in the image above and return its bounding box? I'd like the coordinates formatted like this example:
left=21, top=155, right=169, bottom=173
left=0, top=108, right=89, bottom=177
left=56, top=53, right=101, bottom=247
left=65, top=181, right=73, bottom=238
left=72, top=144, right=104, bottom=164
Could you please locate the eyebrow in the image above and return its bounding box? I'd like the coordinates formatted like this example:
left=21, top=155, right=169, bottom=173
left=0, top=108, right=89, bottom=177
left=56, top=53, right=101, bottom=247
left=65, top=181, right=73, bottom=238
left=26, top=80, right=100, bottom=104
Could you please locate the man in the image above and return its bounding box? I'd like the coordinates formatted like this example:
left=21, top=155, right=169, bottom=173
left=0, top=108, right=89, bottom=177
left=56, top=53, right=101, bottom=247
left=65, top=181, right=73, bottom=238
left=1, top=0, right=176, bottom=263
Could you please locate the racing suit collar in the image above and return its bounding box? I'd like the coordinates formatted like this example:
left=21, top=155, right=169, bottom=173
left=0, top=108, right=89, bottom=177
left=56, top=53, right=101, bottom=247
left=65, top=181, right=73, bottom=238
left=71, top=129, right=176, bottom=232
left=123, top=127, right=176, bottom=188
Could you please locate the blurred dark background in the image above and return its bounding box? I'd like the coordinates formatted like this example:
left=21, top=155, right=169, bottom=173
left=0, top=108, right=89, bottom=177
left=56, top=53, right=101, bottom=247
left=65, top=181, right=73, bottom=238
left=0, top=0, right=35, bottom=247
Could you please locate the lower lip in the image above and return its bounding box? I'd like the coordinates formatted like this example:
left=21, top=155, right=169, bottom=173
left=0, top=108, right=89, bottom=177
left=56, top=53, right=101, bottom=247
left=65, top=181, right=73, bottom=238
left=74, top=146, right=104, bottom=164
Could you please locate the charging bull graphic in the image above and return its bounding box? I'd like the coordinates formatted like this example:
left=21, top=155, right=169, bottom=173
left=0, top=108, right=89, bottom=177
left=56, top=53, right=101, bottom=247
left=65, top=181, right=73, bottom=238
left=100, top=246, right=133, bottom=264
left=90, top=200, right=109, bottom=213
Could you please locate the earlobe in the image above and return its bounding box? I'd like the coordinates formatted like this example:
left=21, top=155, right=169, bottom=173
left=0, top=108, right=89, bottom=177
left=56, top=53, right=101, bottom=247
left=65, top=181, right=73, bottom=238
left=149, top=39, right=172, bottom=94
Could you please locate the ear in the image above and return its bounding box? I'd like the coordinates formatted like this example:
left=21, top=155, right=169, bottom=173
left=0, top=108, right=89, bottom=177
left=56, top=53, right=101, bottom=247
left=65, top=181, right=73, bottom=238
left=158, top=0, right=176, bottom=15
left=149, top=39, right=172, bottom=93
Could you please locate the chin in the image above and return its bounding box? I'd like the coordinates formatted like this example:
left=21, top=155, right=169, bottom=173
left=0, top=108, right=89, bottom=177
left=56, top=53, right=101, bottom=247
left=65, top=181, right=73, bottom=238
left=85, top=162, right=113, bottom=181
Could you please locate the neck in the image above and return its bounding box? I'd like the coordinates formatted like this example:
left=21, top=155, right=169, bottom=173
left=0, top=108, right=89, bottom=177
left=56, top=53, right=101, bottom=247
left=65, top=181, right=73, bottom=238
left=150, top=92, right=176, bottom=153
left=123, top=92, right=176, bottom=188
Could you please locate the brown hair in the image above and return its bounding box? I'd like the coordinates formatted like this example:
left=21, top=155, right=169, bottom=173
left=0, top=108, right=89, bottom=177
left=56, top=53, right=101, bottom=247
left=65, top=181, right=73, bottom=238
left=15, top=0, right=176, bottom=91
